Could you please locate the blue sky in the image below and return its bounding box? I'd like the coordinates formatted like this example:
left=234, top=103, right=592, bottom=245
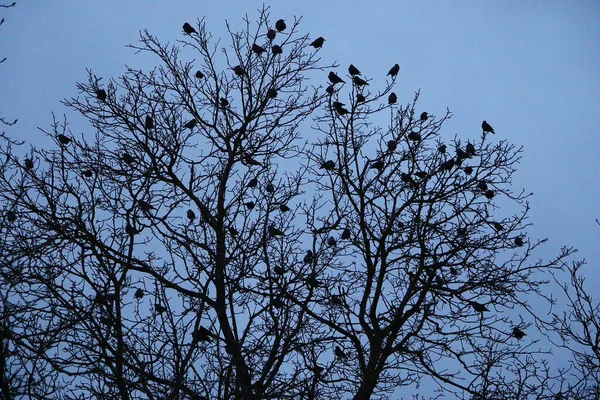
left=1, top=0, right=599, bottom=392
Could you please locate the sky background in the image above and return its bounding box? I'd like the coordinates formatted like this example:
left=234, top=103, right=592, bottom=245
left=1, top=0, right=599, bottom=394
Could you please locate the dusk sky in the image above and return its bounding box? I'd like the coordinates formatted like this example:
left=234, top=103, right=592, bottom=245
left=1, top=1, right=599, bottom=393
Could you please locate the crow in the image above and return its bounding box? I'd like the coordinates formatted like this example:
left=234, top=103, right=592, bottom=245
left=326, top=85, right=335, bottom=95
left=275, top=19, right=286, bottom=32
left=484, top=190, right=495, bottom=199
left=440, top=159, right=455, bottom=171
left=122, top=153, right=136, bottom=165
left=279, top=204, right=291, bottom=212
left=187, top=209, right=196, bottom=220
left=320, top=160, right=336, bottom=171
left=6, top=211, right=17, bottom=223
left=303, top=250, right=314, bottom=264
left=478, top=180, right=488, bottom=191
left=463, top=166, right=473, bottom=175
left=482, top=120, right=495, bottom=134
left=82, top=170, right=93, bottom=178
left=353, top=76, right=368, bottom=86
left=272, top=45, right=283, bottom=54
left=388, top=92, right=397, bottom=104
left=274, top=265, right=285, bottom=275
left=512, top=327, right=526, bottom=340
left=401, top=173, right=414, bottom=184
left=134, top=288, right=144, bottom=299
left=233, top=65, right=245, bottom=76
left=420, top=112, right=428, bottom=121
left=145, top=116, right=153, bottom=130
left=310, top=37, right=325, bottom=48
left=267, top=29, right=276, bottom=40
left=183, top=23, right=196, bottom=34
left=327, top=236, right=337, bottom=247
left=514, top=236, right=524, bottom=247
left=370, top=159, right=385, bottom=171
left=252, top=43, right=265, bottom=55
left=387, top=140, right=397, bottom=152
left=267, top=88, right=278, bottom=98
left=220, top=98, right=229, bottom=107
left=155, top=304, right=167, bottom=313
left=466, top=142, right=476, bottom=156
left=407, top=131, right=421, bottom=141
left=245, top=201, right=255, bottom=210
left=387, top=63, right=400, bottom=77
left=184, top=119, right=197, bottom=129
left=438, top=144, right=447, bottom=154
left=244, top=155, right=263, bottom=167
left=96, top=89, right=107, bottom=102
left=265, top=183, right=275, bottom=193
left=348, top=64, right=361, bottom=76
left=138, top=200, right=155, bottom=212
left=334, top=346, right=347, bottom=359
left=248, top=178, right=258, bottom=188
left=470, top=301, right=489, bottom=313
left=269, top=225, right=285, bottom=237
left=58, top=134, right=71, bottom=145
left=328, top=71, right=345, bottom=84
left=195, top=71, right=204, bottom=79
left=356, top=93, right=366, bottom=103
left=193, top=326, right=213, bottom=342
left=341, top=227, right=351, bottom=240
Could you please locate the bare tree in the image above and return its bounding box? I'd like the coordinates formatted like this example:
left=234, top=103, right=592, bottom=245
left=0, top=7, right=581, bottom=400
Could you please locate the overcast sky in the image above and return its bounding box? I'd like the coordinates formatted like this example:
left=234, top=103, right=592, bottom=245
left=1, top=0, right=599, bottom=392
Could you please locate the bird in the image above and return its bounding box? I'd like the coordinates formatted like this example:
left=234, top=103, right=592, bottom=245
left=320, top=160, right=336, bottom=171
left=228, top=227, right=238, bottom=237
left=440, top=159, right=455, bottom=171
left=387, top=63, right=400, bottom=77
left=512, top=327, right=526, bottom=340
left=327, top=236, right=336, bottom=247
left=352, top=76, right=368, bottom=86
left=220, top=97, right=229, bottom=107
left=457, top=227, right=467, bottom=237
left=134, top=288, right=144, bottom=299
left=492, top=222, right=504, bottom=232
left=328, top=71, right=345, bottom=85
left=466, top=142, right=476, bottom=156
left=482, top=120, right=495, bottom=134
left=252, top=43, right=265, bottom=55
left=334, top=346, right=347, bottom=359
left=155, top=304, right=167, bottom=313
left=415, top=171, right=428, bottom=179
left=370, top=159, right=385, bottom=171
left=325, top=85, right=335, bottom=95
left=144, top=115, right=154, bottom=130
left=463, top=166, right=473, bottom=175
left=244, top=201, right=255, bottom=210
left=274, top=265, right=285, bottom=275
left=401, top=173, right=414, bottom=184
left=438, top=144, right=447, bottom=154
left=269, top=225, right=285, bottom=237
left=514, top=236, right=524, bottom=247
left=348, top=64, right=361, bottom=76
left=265, top=183, right=275, bottom=193
left=478, top=180, right=488, bottom=191
left=193, top=326, right=212, bottom=342
left=96, top=89, right=107, bottom=102
left=184, top=119, right=197, bottom=129
left=247, top=178, right=258, bottom=188
left=356, top=93, right=366, bottom=103
left=24, top=158, right=34, bottom=170
left=341, top=227, right=351, bottom=240
left=6, top=211, right=17, bottom=223
left=279, top=204, right=290, bottom=212
left=267, top=29, right=276, bottom=40
left=244, top=154, right=263, bottom=167
left=183, top=22, right=196, bottom=34
left=420, top=112, right=428, bottom=122
left=388, top=92, right=397, bottom=104
left=125, top=224, right=138, bottom=236
left=275, top=19, right=286, bottom=32
left=195, top=71, right=204, bottom=79
left=138, top=200, right=155, bottom=212
left=456, top=148, right=470, bottom=160
left=470, top=301, right=489, bottom=313
left=450, top=267, right=458, bottom=276
left=387, top=140, right=397, bottom=152
left=332, top=101, right=349, bottom=115
left=272, top=45, right=283, bottom=55
left=187, top=209, right=196, bottom=220
left=484, top=190, right=495, bottom=199
left=310, top=37, right=325, bottom=48
left=407, top=131, right=421, bottom=141
left=233, top=65, right=245, bottom=77
left=267, top=88, right=278, bottom=98
left=303, top=250, right=314, bottom=264
left=58, top=134, right=71, bottom=145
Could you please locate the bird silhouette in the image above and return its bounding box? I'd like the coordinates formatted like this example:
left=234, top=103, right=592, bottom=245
left=274, top=265, right=285, bottom=275
left=357, top=93, right=366, bottom=102
left=6, top=211, right=17, bottom=223
left=388, top=92, right=397, bottom=104
left=220, top=98, right=229, bottom=107
left=121, top=153, right=136, bottom=165
left=275, top=19, right=286, bottom=32
left=245, top=201, right=255, bottom=210
left=407, top=131, right=421, bottom=141
left=187, top=209, right=196, bottom=220
left=155, top=304, right=167, bottom=313
left=96, top=89, right=107, bottom=102
left=193, top=326, right=212, bottom=342
left=303, top=250, right=314, bottom=264
left=370, top=159, right=385, bottom=171
left=328, top=72, right=345, bottom=85
left=58, top=134, right=71, bottom=145
left=415, top=171, right=428, bottom=179
left=228, top=227, right=238, bottom=237
left=125, top=223, right=138, bottom=236
left=134, top=288, right=144, bottom=299
left=195, top=71, right=204, bottom=79
left=320, top=160, right=336, bottom=171
left=183, top=23, right=196, bottom=34
left=456, top=148, right=470, bottom=160
left=440, top=159, right=455, bottom=171
left=438, top=144, right=447, bottom=154
left=267, top=88, right=278, bottom=98
left=514, top=236, right=524, bottom=247
left=482, top=120, right=495, bottom=134
left=401, top=173, right=414, bottom=184
left=233, top=65, right=245, bottom=76
left=512, top=327, right=526, bottom=339
left=138, top=200, right=155, bottom=212
left=310, top=37, right=325, bottom=48
left=387, top=140, right=397, bottom=152
left=450, top=267, right=458, bottom=275
left=341, top=227, right=351, bottom=240
left=279, top=204, right=291, bottom=212
left=272, top=45, right=283, bottom=54
left=326, top=85, right=335, bottom=95
left=493, top=222, right=504, bottom=231
left=484, top=190, right=495, bottom=199
left=348, top=64, right=361, bottom=76
left=248, top=178, right=258, bottom=188
left=387, top=63, right=400, bottom=77
left=420, top=112, right=428, bottom=121
left=352, top=76, right=368, bottom=86
left=265, top=183, right=275, bottom=193
left=184, top=119, right=197, bottom=129
left=470, top=301, right=489, bottom=313
left=267, top=29, right=276, bottom=40
left=252, top=43, right=266, bottom=55
left=466, top=142, right=476, bottom=156
left=327, top=237, right=337, bottom=247
left=82, top=170, right=93, bottom=178
left=244, top=154, right=263, bottom=167
left=334, top=346, right=347, bottom=359
left=269, top=225, right=285, bottom=237
left=144, top=116, right=153, bottom=130
left=463, top=166, right=473, bottom=175
left=478, top=180, right=488, bottom=191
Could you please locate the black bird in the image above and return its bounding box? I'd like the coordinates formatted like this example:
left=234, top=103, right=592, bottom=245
left=484, top=190, right=495, bottom=199
left=387, top=140, right=397, bottom=152
left=327, top=236, right=336, bottom=247
left=193, top=326, right=212, bottom=342
left=228, top=226, right=238, bottom=237
left=272, top=45, right=283, bottom=55
left=58, top=134, right=71, bottom=145
left=514, top=236, right=524, bottom=247
left=478, top=180, right=488, bottom=191
left=184, top=119, right=197, bottom=129
left=332, top=101, right=349, bottom=115
left=440, top=159, right=455, bottom=171
left=456, top=148, right=470, bottom=160
left=401, top=173, right=414, bottom=184
left=370, top=159, right=385, bottom=171
left=388, top=92, right=397, bottom=104
left=220, top=97, right=229, bottom=107
left=183, top=22, right=196, bottom=34
left=470, top=301, right=489, bottom=313
left=438, top=144, right=447, bottom=154
left=348, top=64, right=361, bottom=76
left=415, top=171, right=428, bottom=179
left=328, top=71, right=345, bottom=85
left=357, top=93, right=366, bottom=103
left=24, top=158, right=34, bottom=170
left=125, top=224, right=138, bottom=236
left=275, top=19, right=286, bottom=32
left=145, top=115, right=154, bottom=130
left=512, top=327, right=526, bottom=340
left=195, top=70, right=204, bottom=79
left=138, top=200, right=155, bottom=212
left=96, top=89, right=107, bottom=102
left=310, top=37, right=325, bottom=48
left=252, top=43, right=266, bottom=55
left=155, top=304, right=167, bottom=313
left=279, top=204, right=290, bottom=212
left=233, top=65, right=245, bottom=76
left=274, top=265, right=285, bottom=275
left=320, top=160, right=336, bottom=171
left=82, top=170, right=93, bottom=178
left=303, top=250, right=314, bottom=264
left=269, top=225, right=285, bottom=237
left=353, top=76, right=368, bottom=86
left=420, top=112, right=428, bottom=122
left=267, top=88, right=278, bottom=98
left=407, top=131, right=421, bottom=141
left=463, top=166, right=473, bottom=175
left=492, top=222, right=504, bottom=232
left=482, top=120, right=495, bottom=134
left=334, top=346, right=347, bottom=359
left=265, top=183, right=275, bottom=193
left=457, top=227, right=467, bottom=237
left=267, top=29, right=276, bottom=40
left=244, top=154, right=263, bottom=167
left=134, top=288, right=144, bottom=299
left=326, top=85, right=335, bottom=95
left=248, top=177, right=258, bottom=188
left=6, top=211, right=17, bottom=223
left=387, top=63, right=400, bottom=77
left=450, top=267, right=458, bottom=276
left=341, top=227, right=351, bottom=240
left=466, top=142, right=476, bottom=156
left=187, top=209, right=196, bottom=220
left=245, top=201, right=255, bottom=210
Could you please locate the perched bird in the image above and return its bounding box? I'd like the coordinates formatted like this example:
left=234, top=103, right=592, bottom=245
left=138, top=200, right=155, bottom=212
left=388, top=92, right=397, bottom=104
left=248, top=177, right=258, bottom=188
left=58, top=134, right=71, bottom=145
left=145, top=115, right=154, bottom=130
left=332, top=101, right=349, bottom=115
left=303, top=250, right=314, bottom=264
left=155, top=304, right=167, bottom=313
left=24, top=158, right=34, bottom=170
left=341, top=227, right=351, bottom=240
left=279, top=204, right=290, bottom=212
left=267, top=88, right=278, bottom=98
left=265, top=183, right=275, bottom=193
left=415, top=171, right=428, bottom=179
left=252, top=43, right=266, bottom=55
left=484, top=190, right=495, bottom=199
left=228, top=227, right=238, bottom=237
left=512, top=327, right=526, bottom=340
left=269, top=225, right=285, bottom=237
left=457, top=227, right=467, bottom=237
left=306, top=273, right=321, bottom=287
left=272, top=45, right=283, bottom=55
left=134, top=288, right=144, bottom=299
left=267, top=29, right=276, bottom=40
left=325, top=85, right=335, bottom=95
left=125, top=223, right=138, bottom=236
left=407, top=131, right=421, bottom=141
left=420, top=112, right=428, bottom=122
left=82, top=169, right=94, bottom=178
left=328, top=71, right=345, bottom=85
left=514, top=236, right=524, bottom=247
left=310, top=37, right=325, bottom=48
left=370, top=159, right=385, bottom=171
left=387, top=63, right=400, bottom=77
left=492, top=222, right=504, bottom=231
left=440, top=159, right=455, bottom=171
left=470, top=301, right=489, bottom=313
left=387, top=140, right=397, bottom=152
left=466, top=142, right=476, bottom=156
left=244, top=154, right=263, bottom=167
left=220, top=97, right=229, bottom=107
left=482, top=120, right=495, bottom=134
left=401, top=173, right=414, bottom=184
left=348, top=64, right=361, bottom=76
left=353, top=76, right=368, bottom=86
left=96, top=89, right=107, bottom=102
left=438, top=144, right=447, bottom=154
left=450, top=267, right=458, bottom=276
left=245, top=201, right=255, bottom=210
left=456, top=148, right=470, bottom=160
left=478, top=180, right=488, bottom=191
left=463, top=166, right=473, bottom=175
left=233, top=65, right=245, bottom=77
left=184, top=119, right=197, bottom=129
left=327, top=236, right=337, bottom=247
left=187, top=209, right=196, bottom=220
left=6, top=211, right=17, bottom=223
left=271, top=297, right=283, bottom=309
left=274, top=265, right=285, bottom=275
left=356, top=93, right=366, bottom=103
left=193, top=326, right=212, bottom=342
left=275, top=19, right=286, bottom=32
left=334, top=346, right=347, bottom=359
left=183, top=22, right=196, bottom=34
left=320, top=160, right=336, bottom=171
left=195, top=70, right=204, bottom=79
